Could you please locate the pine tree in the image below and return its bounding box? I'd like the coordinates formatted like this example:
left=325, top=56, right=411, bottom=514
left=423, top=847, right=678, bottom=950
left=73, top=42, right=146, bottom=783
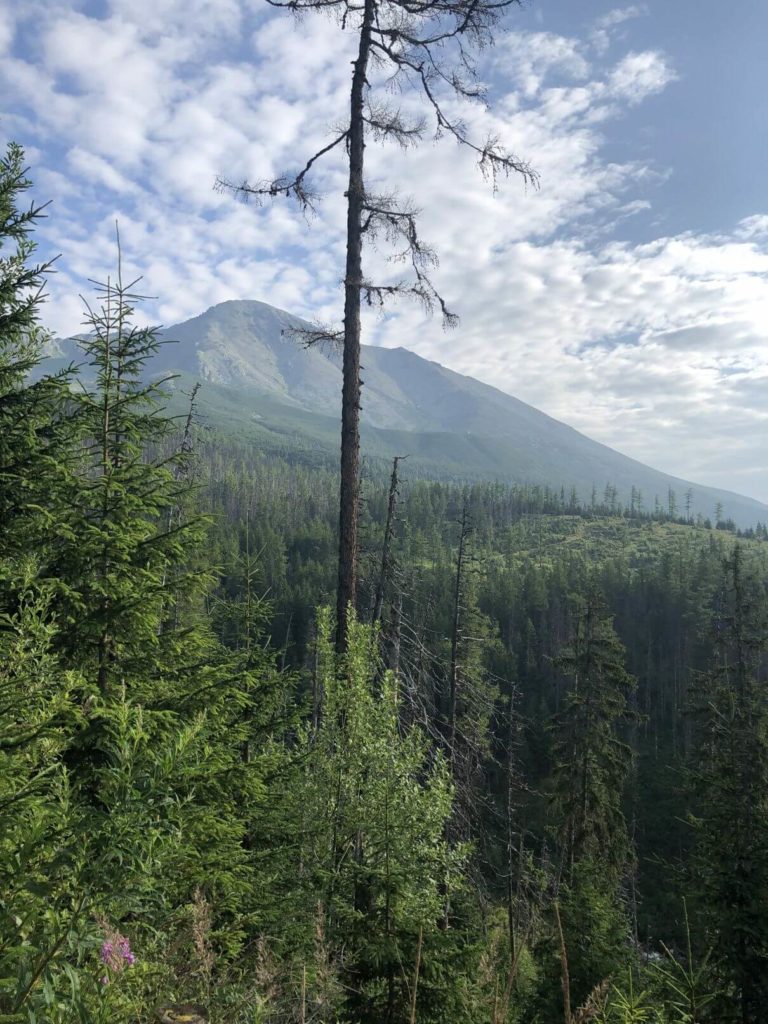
left=543, top=591, right=637, bottom=1013
left=49, top=252, right=215, bottom=698
left=1, top=233, right=294, bottom=1018
left=551, top=591, right=637, bottom=882
left=59, top=256, right=291, bottom=907
left=688, top=545, right=768, bottom=1024
left=668, top=488, right=678, bottom=521
left=0, top=142, right=76, bottom=583
left=445, top=510, right=501, bottom=837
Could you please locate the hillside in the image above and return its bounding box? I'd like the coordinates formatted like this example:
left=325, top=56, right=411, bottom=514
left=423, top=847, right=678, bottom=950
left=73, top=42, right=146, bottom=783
left=46, top=298, right=768, bottom=527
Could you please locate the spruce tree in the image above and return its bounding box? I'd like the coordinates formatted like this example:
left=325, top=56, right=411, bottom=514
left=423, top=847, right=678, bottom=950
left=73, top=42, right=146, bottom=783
left=551, top=591, right=636, bottom=883
left=56, top=260, right=208, bottom=692
left=0, top=142, right=75, bottom=582
left=545, top=590, right=637, bottom=1011
left=1, top=224, right=294, bottom=1018
left=688, top=545, right=768, bottom=1024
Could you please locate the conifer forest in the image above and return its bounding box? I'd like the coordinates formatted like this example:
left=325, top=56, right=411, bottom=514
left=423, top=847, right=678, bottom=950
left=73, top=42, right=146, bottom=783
left=2, top=2, right=768, bottom=1022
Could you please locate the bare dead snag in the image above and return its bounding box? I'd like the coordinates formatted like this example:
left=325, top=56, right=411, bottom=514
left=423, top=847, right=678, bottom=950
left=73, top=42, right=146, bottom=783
left=218, top=0, right=535, bottom=654
left=554, top=900, right=572, bottom=1024
left=388, top=591, right=403, bottom=676
left=449, top=504, right=472, bottom=766
left=373, top=454, right=405, bottom=627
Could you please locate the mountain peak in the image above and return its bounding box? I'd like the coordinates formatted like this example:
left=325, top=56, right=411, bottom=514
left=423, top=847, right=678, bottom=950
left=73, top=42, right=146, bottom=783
left=54, top=298, right=768, bottom=526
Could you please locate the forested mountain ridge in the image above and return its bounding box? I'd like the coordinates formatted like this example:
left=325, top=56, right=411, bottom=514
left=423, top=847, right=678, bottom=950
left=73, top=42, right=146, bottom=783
left=46, top=298, right=768, bottom=527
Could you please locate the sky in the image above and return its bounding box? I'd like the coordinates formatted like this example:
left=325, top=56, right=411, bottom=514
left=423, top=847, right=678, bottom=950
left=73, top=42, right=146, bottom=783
left=2, top=0, right=767, bottom=502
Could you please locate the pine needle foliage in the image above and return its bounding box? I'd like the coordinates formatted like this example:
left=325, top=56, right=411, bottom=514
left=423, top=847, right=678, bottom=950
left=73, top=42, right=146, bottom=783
left=686, top=546, right=768, bottom=1024
left=551, top=591, right=637, bottom=884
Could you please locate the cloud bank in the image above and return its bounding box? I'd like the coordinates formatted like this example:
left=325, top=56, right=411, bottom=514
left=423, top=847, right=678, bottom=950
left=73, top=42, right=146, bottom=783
left=2, top=0, right=766, bottom=502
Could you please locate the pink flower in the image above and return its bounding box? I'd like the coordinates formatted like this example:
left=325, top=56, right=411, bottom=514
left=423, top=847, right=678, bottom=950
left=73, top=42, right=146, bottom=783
left=96, top=918, right=137, bottom=981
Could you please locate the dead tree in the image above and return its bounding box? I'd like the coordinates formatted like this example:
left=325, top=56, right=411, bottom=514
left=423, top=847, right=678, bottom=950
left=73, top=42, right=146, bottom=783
left=161, top=381, right=201, bottom=606
left=449, top=503, right=473, bottom=764
left=218, top=0, right=535, bottom=653
left=387, top=591, right=403, bottom=676
left=372, top=455, right=405, bottom=627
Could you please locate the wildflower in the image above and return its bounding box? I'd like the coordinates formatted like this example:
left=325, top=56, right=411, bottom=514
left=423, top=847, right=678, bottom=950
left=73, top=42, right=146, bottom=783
left=95, top=915, right=137, bottom=982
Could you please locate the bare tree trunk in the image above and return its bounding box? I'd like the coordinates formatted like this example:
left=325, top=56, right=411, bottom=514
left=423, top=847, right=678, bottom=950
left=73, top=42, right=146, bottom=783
left=97, top=286, right=114, bottom=693
left=505, top=688, right=518, bottom=968
left=219, top=0, right=535, bottom=663
left=554, top=901, right=572, bottom=1024
left=409, top=926, right=423, bottom=1024
left=388, top=592, right=402, bottom=676
left=496, top=690, right=526, bottom=1024
left=449, top=505, right=470, bottom=762
left=441, top=507, right=471, bottom=928
left=373, top=455, right=403, bottom=626
left=336, top=0, right=375, bottom=654
left=312, top=622, right=322, bottom=734
left=300, top=964, right=306, bottom=1024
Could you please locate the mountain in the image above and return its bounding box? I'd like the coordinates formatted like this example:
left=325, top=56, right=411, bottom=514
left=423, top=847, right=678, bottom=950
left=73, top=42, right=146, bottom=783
left=48, top=299, right=768, bottom=527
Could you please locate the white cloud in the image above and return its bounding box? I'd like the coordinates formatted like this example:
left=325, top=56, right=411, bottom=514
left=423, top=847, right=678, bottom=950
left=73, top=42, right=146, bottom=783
left=591, top=5, right=648, bottom=55
left=498, top=31, right=590, bottom=97
left=0, top=5, right=14, bottom=55
left=106, top=0, right=245, bottom=39
left=607, top=51, right=676, bottom=103
left=736, top=214, right=768, bottom=240
left=366, top=227, right=768, bottom=498
left=67, top=147, right=143, bottom=196
left=595, top=5, right=649, bottom=31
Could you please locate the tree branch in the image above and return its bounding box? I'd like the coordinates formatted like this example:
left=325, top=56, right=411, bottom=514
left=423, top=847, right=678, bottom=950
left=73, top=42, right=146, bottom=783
left=216, top=129, right=350, bottom=212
